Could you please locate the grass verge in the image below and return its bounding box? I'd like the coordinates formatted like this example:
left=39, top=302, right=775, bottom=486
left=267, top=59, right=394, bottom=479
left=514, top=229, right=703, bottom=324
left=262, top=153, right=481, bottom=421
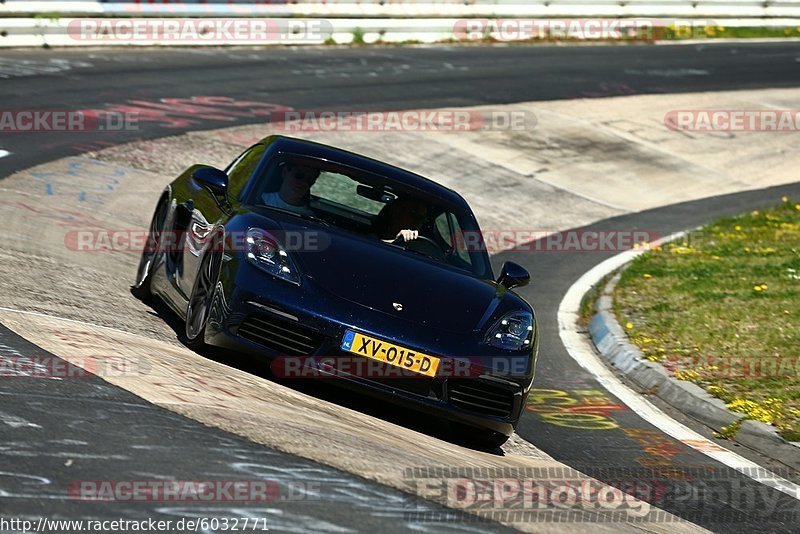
left=613, top=197, right=800, bottom=441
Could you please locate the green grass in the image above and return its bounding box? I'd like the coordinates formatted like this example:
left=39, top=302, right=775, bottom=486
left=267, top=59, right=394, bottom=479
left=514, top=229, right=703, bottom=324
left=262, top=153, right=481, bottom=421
left=448, top=25, right=800, bottom=45
left=579, top=271, right=614, bottom=327
left=658, top=25, right=800, bottom=40
left=351, top=27, right=366, bottom=45
left=613, top=198, right=800, bottom=441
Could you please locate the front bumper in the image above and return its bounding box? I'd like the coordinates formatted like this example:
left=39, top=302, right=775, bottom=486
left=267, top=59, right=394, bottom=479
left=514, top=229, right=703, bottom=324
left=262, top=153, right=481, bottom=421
left=205, top=265, right=537, bottom=436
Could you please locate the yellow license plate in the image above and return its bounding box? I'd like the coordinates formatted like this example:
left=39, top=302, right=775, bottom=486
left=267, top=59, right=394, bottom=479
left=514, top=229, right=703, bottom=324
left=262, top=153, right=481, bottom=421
left=341, top=330, right=440, bottom=377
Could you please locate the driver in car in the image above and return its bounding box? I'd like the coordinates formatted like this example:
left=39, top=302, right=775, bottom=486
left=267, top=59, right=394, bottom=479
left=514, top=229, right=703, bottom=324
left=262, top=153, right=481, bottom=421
left=376, top=197, right=428, bottom=243
left=261, top=163, right=320, bottom=216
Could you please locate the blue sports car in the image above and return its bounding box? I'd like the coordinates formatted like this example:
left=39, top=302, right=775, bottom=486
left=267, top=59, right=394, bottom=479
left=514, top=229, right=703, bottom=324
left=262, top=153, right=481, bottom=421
left=133, top=135, right=538, bottom=447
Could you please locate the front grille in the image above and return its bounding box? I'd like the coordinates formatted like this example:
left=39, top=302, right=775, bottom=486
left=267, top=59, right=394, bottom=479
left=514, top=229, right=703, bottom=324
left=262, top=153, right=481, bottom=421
left=237, top=314, right=322, bottom=355
left=448, top=379, right=515, bottom=418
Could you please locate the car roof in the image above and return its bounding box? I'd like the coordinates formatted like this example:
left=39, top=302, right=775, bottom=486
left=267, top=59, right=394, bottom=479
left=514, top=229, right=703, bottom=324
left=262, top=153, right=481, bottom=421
left=262, top=135, right=470, bottom=209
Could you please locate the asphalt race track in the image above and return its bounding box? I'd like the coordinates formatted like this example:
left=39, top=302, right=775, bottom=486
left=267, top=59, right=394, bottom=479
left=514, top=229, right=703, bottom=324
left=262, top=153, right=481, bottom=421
left=3, top=43, right=800, bottom=176
left=0, top=325, right=505, bottom=533
left=2, top=42, right=800, bottom=532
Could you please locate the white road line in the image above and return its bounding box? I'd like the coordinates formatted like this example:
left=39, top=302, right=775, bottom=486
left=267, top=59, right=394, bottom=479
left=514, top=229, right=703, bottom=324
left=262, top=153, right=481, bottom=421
left=0, top=149, right=11, bottom=159
left=558, top=232, right=800, bottom=501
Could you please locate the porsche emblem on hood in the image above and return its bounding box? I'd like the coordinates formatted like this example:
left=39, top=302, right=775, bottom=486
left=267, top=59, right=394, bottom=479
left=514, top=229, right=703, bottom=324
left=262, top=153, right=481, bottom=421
left=392, top=302, right=403, bottom=311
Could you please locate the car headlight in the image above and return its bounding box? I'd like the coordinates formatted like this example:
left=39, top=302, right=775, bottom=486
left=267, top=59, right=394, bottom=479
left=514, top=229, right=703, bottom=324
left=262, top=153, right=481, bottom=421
left=245, top=228, right=300, bottom=285
left=486, top=311, right=534, bottom=351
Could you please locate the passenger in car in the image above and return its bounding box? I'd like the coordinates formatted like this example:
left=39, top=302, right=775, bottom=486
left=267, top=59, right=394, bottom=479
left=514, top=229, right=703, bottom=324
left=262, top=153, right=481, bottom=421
left=261, top=163, right=320, bottom=215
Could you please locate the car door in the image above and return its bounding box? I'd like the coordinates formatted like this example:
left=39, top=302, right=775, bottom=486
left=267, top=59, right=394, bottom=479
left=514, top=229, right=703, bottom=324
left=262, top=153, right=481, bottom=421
left=178, top=144, right=267, bottom=297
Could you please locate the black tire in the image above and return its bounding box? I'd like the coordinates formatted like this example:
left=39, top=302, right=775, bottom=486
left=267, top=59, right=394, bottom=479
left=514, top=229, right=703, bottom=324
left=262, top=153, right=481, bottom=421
left=131, top=199, right=168, bottom=302
left=450, top=422, right=510, bottom=450
left=184, top=246, right=222, bottom=351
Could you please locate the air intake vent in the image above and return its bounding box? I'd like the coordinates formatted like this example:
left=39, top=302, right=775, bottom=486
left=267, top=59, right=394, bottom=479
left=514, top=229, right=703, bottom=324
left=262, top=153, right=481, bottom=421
left=448, top=380, right=515, bottom=418
left=238, top=314, right=322, bottom=355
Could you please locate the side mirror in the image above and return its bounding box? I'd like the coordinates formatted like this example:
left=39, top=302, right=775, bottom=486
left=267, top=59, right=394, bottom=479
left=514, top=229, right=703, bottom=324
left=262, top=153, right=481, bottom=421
left=497, top=261, right=530, bottom=289
left=193, top=167, right=228, bottom=197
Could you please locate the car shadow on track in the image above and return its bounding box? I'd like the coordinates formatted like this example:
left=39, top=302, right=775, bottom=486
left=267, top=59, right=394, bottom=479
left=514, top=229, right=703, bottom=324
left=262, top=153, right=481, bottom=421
left=136, top=292, right=506, bottom=455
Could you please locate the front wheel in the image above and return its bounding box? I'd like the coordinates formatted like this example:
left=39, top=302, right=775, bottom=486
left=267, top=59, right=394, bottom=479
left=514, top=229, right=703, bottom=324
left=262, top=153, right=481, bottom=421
left=185, top=247, right=222, bottom=350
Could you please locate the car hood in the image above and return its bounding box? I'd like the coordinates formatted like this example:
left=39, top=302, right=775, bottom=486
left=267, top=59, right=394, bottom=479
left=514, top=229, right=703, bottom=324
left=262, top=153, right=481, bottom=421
left=281, top=221, right=503, bottom=333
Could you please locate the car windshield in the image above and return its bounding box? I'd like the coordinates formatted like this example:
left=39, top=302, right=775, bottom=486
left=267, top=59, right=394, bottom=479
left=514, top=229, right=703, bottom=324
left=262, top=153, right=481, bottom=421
left=248, top=154, right=492, bottom=279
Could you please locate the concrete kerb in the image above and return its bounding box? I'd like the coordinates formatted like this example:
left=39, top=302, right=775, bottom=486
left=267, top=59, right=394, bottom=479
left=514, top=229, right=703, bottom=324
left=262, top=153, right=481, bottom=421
left=587, top=262, right=800, bottom=472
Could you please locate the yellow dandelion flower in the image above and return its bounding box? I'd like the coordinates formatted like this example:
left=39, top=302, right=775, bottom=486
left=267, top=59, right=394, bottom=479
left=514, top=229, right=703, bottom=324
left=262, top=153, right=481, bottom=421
left=795, top=204, right=800, bottom=211
left=735, top=225, right=742, bottom=231
left=674, top=369, right=700, bottom=381
left=643, top=273, right=652, bottom=279
left=782, top=196, right=789, bottom=202
left=753, top=285, right=762, bottom=292
left=626, top=322, right=634, bottom=329
left=760, top=284, right=768, bottom=290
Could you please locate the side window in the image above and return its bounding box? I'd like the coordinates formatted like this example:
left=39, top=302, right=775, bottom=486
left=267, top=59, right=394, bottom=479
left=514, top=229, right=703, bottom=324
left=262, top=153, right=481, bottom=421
left=226, top=144, right=266, bottom=198
left=434, top=212, right=452, bottom=245
left=434, top=212, right=473, bottom=266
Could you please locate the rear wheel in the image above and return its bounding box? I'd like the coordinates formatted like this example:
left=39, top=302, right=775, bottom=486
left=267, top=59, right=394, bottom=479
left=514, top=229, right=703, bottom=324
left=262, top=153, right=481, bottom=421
left=131, top=199, right=168, bottom=301
left=185, top=246, right=222, bottom=350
